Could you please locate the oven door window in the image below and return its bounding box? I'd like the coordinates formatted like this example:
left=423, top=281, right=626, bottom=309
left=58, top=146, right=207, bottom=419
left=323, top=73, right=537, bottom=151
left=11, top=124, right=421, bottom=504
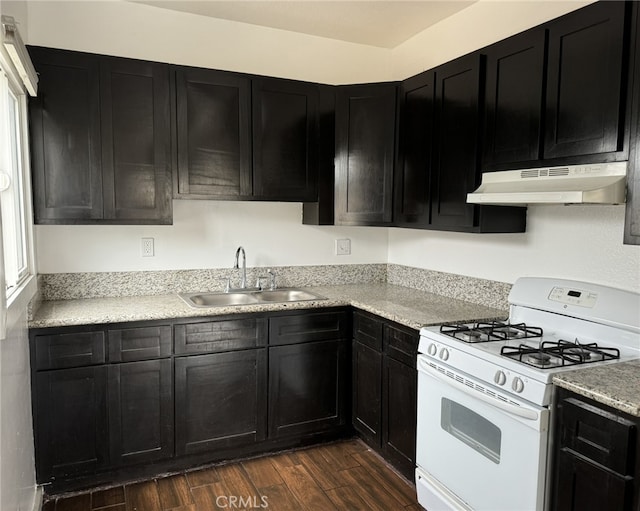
left=441, top=398, right=501, bottom=464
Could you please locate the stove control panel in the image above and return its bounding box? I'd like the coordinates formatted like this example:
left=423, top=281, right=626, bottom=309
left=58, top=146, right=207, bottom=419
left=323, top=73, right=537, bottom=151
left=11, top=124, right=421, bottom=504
left=548, top=286, right=597, bottom=308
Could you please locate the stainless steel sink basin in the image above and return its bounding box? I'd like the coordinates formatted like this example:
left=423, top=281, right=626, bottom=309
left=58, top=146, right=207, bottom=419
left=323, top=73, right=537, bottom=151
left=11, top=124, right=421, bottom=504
left=253, top=289, right=323, bottom=302
left=179, top=288, right=325, bottom=308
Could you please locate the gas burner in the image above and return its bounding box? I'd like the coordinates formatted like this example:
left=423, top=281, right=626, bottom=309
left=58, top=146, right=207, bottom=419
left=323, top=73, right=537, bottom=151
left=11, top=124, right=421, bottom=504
left=440, top=321, right=543, bottom=343
left=528, top=352, right=552, bottom=366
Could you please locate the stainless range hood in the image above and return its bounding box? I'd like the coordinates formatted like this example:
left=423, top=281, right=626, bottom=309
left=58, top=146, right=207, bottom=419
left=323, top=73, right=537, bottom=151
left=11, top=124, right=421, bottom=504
left=467, top=162, right=627, bottom=205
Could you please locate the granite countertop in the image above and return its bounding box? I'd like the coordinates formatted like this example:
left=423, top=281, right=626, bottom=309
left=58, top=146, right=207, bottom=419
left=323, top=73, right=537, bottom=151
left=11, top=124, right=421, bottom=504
left=553, top=359, right=640, bottom=417
left=29, top=283, right=508, bottom=330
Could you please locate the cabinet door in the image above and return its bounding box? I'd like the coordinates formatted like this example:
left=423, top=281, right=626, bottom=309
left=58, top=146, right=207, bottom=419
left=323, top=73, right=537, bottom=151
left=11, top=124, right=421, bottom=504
left=335, top=83, right=396, bottom=225
left=175, top=350, right=267, bottom=456
left=29, top=47, right=103, bottom=222
left=352, top=340, right=382, bottom=447
left=544, top=1, right=627, bottom=160
left=382, top=356, right=417, bottom=481
left=483, top=28, right=546, bottom=169
left=100, top=58, right=172, bottom=223
left=252, top=78, right=319, bottom=201
left=394, top=71, right=434, bottom=227
left=553, top=449, right=634, bottom=511
left=108, top=359, right=173, bottom=467
left=175, top=67, right=252, bottom=198
left=625, top=4, right=640, bottom=245
left=431, top=54, right=482, bottom=230
left=34, top=366, right=108, bottom=482
left=268, top=339, right=348, bottom=439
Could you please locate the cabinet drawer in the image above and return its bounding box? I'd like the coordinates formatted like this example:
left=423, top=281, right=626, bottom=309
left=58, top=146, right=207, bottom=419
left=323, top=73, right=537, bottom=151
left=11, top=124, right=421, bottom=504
left=353, top=310, right=383, bottom=350
left=269, top=310, right=348, bottom=346
left=35, top=330, right=106, bottom=370
left=560, top=397, right=636, bottom=476
left=174, top=318, right=267, bottom=354
left=384, top=324, right=418, bottom=368
left=108, top=325, right=171, bottom=362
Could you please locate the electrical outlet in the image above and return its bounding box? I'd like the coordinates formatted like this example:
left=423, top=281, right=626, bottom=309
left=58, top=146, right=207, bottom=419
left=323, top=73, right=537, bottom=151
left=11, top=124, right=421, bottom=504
left=335, top=238, right=351, bottom=255
left=141, top=237, right=154, bottom=257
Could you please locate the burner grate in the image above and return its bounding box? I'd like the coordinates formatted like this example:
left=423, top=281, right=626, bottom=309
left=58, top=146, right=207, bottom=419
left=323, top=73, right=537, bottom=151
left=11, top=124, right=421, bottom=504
left=440, top=321, right=543, bottom=343
left=501, top=340, right=620, bottom=368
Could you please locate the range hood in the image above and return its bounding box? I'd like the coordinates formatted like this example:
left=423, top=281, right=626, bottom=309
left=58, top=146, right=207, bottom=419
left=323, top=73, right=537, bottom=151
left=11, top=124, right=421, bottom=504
left=467, top=162, right=627, bottom=205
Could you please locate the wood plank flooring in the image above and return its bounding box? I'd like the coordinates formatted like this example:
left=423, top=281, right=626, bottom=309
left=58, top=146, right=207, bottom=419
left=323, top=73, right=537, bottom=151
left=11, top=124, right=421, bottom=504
left=44, top=439, right=420, bottom=511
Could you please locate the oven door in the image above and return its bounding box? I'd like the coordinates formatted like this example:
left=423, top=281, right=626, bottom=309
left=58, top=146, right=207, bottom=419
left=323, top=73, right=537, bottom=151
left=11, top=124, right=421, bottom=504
left=416, top=356, right=549, bottom=511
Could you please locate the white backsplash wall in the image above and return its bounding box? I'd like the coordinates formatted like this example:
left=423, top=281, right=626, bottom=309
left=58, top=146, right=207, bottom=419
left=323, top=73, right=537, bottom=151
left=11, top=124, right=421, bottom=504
left=388, top=205, right=640, bottom=294
left=35, top=201, right=389, bottom=273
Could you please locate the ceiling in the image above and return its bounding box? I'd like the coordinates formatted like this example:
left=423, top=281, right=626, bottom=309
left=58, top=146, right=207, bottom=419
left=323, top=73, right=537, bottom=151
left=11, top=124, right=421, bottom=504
left=129, top=1, right=477, bottom=49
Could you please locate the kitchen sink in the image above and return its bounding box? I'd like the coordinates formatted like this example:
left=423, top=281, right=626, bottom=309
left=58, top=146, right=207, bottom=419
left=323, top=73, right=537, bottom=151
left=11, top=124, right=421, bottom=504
left=179, top=288, right=326, bottom=308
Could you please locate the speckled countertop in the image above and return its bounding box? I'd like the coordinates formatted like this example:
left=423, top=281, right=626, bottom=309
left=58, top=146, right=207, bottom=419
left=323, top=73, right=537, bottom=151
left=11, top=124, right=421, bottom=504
left=28, top=283, right=507, bottom=330
left=553, top=359, right=640, bottom=417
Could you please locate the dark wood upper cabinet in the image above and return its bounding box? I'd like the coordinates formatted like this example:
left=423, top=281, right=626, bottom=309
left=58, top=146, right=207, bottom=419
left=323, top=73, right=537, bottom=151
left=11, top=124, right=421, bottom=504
left=29, top=47, right=103, bottom=222
left=252, top=77, right=319, bottom=201
left=101, top=57, right=172, bottom=222
left=482, top=28, right=546, bottom=170
left=431, top=54, right=483, bottom=230
left=625, top=2, right=640, bottom=246
left=174, top=67, right=252, bottom=199
left=335, top=83, right=397, bottom=226
left=544, top=1, right=628, bottom=160
left=394, top=71, right=434, bottom=228
left=29, top=47, right=172, bottom=224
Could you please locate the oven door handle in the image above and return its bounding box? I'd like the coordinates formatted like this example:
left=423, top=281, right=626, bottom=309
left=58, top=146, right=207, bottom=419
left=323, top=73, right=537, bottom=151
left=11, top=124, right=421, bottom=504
left=418, top=358, right=540, bottom=421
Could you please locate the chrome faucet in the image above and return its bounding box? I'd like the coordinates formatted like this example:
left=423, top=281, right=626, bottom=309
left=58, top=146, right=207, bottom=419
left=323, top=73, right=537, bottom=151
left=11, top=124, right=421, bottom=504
left=234, top=246, right=247, bottom=289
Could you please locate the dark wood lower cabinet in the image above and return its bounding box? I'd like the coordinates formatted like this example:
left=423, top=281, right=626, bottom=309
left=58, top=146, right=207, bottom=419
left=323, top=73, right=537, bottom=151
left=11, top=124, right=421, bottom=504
left=351, top=310, right=418, bottom=481
left=269, top=339, right=348, bottom=439
left=34, top=366, right=108, bottom=481
left=174, top=349, right=267, bottom=456
left=552, top=388, right=640, bottom=511
left=108, top=359, right=173, bottom=466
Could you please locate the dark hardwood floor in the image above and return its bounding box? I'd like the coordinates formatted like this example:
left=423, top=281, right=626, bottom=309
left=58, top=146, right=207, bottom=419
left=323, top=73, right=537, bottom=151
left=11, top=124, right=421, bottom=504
left=43, top=439, right=421, bottom=511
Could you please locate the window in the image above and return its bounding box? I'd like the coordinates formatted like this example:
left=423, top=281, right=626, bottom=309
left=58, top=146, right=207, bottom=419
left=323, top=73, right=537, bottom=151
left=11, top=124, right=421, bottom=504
left=0, top=65, right=33, bottom=301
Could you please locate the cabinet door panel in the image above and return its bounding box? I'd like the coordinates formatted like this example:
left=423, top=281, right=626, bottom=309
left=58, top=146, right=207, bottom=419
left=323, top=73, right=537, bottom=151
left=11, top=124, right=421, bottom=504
left=35, top=330, right=105, bottom=370
left=544, top=1, right=627, bottom=159
left=335, top=84, right=396, bottom=225
left=352, top=341, right=382, bottom=447
left=269, top=340, right=348, bottom=438
left=175, top=350, right=267, bottom=455
left=35, top=366, right=108, bottom=481
left=394, top=71, right=434, bottom=227
left=483, top=29, right=546, bottom=168
left=175, top=68, right=252, bottom=198
left=269, top=310, right=349, bottom=346
left=554, top=449, right=633, bottom=511
left=174, top=317, right=266, bottom=355
left=382, top=356, right=417, bottom=480
left=101, top=58, right=172, bottom=222
left=108, top=359, right=173, bottom=466
left=29, top=47, right=103, bottom=222
left=108, top=325, right=171, bottom=362
left=432, top=54, right=481, bottom=229
left=253, top=78, right=319, bottom=201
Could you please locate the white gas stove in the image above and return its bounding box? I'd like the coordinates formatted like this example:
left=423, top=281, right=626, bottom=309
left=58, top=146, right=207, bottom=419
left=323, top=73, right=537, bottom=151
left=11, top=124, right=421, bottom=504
left=415, top=277, right=640, bottom=511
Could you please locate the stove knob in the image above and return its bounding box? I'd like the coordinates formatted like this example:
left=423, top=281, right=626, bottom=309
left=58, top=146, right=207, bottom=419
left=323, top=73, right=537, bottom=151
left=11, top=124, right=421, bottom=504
left=512, top=377, right=525, bottom=393
left=427, top=343, right=438, bottom=356
left=494, top=370, right=507, bottom=386
left=439, top=348, right=450, bottom=361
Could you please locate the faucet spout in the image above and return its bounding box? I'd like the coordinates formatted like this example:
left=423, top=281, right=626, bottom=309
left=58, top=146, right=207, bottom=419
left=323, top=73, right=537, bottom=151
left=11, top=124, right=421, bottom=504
left=234, top=246, right=247, bottom=289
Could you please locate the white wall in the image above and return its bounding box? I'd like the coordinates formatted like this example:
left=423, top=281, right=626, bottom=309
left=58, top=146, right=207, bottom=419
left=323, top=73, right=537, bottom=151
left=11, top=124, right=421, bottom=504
left=389, top=206, right=640, bottom=293
left=0, top=2, right=39, bottom=509
left=35, top=201, right=389, bottom=273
